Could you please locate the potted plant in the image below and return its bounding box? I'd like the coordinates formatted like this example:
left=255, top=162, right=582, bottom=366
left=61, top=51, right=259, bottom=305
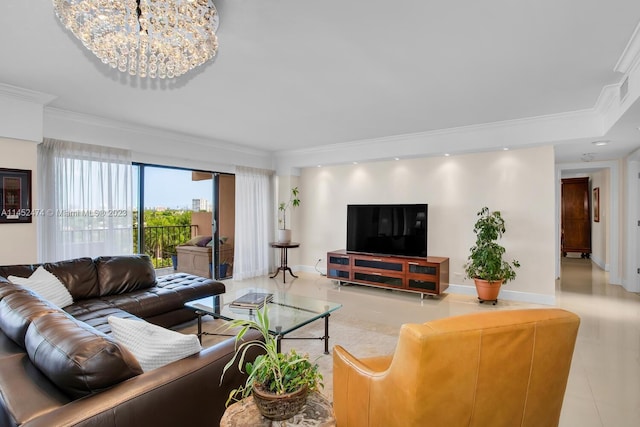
left=218, top=258, right=232, bottom=278
left=221, top=305, right=323, bottom=420
left=165, top=243, right=178, bottom=270
left=277, top=186, right=300, bottom=243
left=218, top=237, right=231, bottom=277
left=464, top=206, right=520, bottom=304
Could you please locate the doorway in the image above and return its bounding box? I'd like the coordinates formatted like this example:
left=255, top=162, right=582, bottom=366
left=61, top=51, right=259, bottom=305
left=561, top=177, right=592, bottom=259
left=133, top=164, right=235, bottom=280
left=555, top=161, right=619, bottom=286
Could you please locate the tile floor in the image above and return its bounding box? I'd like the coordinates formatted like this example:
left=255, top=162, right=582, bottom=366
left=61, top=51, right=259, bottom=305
left=190, top=257, right=640, bottom=426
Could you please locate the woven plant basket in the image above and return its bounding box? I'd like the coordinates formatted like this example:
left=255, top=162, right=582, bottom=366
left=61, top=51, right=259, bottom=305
left=252, top=384, right=308, bottom=421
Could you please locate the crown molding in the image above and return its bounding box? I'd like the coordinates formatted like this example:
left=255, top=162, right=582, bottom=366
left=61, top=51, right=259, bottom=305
left=44, top=107, right=275, bottom=171
left=274, top=107, right=601, bottom=171
left=614, top=20, right=640, bottom=74
left=278, top=109, right=598, bottom=158
left=593, top=84, right=620, bottom=118
left=0, top=83, right=56, bottom=105
left=44, top=107, right=269, bottom=157
left=0, top=84, right=56, bottom=142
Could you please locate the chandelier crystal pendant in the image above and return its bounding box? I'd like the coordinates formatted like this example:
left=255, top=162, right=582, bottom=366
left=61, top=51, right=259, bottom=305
left=52, top=0, right=219, bottom=79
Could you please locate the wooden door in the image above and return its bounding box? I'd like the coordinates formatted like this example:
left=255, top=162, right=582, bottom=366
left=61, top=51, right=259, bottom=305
left=561, top=177, right=591, bottom=257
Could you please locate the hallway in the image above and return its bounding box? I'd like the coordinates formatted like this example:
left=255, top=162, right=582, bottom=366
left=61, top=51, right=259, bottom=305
left=556, top=256, right=640, bottom=426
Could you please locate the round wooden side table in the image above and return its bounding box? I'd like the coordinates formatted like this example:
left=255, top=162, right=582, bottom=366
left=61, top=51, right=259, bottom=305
left=269, top=242, right=300, bottom=283
left=220, top=391, right=335, bottom=426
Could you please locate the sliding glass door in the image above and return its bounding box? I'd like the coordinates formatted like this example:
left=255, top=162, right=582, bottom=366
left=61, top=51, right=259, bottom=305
left=216, top=173, right=235, bottom=279
left=133, top=164, right=234, bottom=279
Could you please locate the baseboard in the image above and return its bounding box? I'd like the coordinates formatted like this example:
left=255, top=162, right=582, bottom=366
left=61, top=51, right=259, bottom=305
left=590, top=254, right=608, bottom=271
left=621, top=277, right=640, bottom=293
left=295, top=264, right=326, bottom=276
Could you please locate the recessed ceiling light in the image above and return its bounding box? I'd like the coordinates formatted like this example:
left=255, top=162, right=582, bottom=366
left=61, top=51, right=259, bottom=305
left=394, top=157, right=400, bottom=161
left=317, top=165, right=322, bottom=168
left=353, top=162, right=358, bottom=165
left=503, top=147, right=509, bottom=151
left=592, top=140, right=609, bottom=146
left=444, top=153, right=450, bottom=157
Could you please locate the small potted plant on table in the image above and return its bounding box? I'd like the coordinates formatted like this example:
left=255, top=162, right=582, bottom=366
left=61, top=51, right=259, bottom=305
left=221, top=305, right=323, bottom=421
left=464, top=206, right=520, bottom=304
left=278, top=186, right=300, bottom=243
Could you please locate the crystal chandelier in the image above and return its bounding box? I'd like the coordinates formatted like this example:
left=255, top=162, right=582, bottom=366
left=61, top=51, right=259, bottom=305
left=52, top=0, right=219, bottom=79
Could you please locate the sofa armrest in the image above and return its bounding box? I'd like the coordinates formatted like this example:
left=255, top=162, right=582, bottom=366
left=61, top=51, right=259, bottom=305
left=22, top=330, right=264, bottom=427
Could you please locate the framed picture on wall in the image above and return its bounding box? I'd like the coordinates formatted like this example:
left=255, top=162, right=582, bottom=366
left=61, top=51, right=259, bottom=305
left=593, top=187, right=600, bottom=223
left=0, top=168, right=32, bottom=224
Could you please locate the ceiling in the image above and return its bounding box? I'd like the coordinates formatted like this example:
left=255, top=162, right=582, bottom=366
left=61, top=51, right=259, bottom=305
left=1, top=0, right=640, bottom=165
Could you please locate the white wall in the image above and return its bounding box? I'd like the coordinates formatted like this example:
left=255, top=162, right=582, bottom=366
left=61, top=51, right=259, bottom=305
left=0, top=138, right=38, bottom=264
left=591, top=169, right=609, bottom=270
left=295, top=145, right=557, bottom=304
left=623, top=151, right=640, bottom=292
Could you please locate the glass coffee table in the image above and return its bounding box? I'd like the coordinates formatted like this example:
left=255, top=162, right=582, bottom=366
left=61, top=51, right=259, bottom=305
left=185, top=289, right=342, bottom=354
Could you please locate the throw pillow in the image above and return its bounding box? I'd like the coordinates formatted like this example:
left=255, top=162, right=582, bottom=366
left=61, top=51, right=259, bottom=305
left=8, top=266, right=74, bottom=308
left=183, top=235, right=212, bottom=246
left=108, top=316, right=202, bottom=372
left=195, top=236, right=212, bottom=247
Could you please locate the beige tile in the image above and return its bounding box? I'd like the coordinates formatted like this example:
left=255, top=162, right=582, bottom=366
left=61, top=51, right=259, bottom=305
left=565, top=359, right=595, bottom=401
left=584, top=362, right=640, bottom=411
left=596, top=400, right=640, bottom=427
left=560, top=395, right=603, bottom=427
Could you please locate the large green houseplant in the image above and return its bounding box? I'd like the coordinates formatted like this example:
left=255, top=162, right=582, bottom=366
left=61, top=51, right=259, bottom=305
left=277, top=186, right=300, bottom=243
left=464, top=207, right=520, bottom=303
left=221, top=304, right=323, bottom=420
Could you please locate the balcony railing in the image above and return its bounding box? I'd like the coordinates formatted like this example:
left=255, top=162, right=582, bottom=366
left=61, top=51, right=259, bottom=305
left=133, top=224, right=199, bottom=268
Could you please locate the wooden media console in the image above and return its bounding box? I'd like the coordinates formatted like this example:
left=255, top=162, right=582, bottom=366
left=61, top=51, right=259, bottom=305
left=326, top=250, right=449, bottom=297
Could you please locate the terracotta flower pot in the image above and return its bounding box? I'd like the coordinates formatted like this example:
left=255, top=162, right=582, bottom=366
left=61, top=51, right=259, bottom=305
left=474, top=278, right=503, bottom=303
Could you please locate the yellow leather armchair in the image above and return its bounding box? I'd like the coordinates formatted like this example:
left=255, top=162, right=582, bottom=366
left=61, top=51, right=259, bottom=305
left=333, top=308, right=580, bottom=427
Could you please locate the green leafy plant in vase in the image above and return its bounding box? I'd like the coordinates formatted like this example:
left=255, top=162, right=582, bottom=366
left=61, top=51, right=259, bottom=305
left=221, top=304, right=323, bottom=421
left=464, top=206, right=520, bottom=304
left=277, top=186, right=300, bottom=243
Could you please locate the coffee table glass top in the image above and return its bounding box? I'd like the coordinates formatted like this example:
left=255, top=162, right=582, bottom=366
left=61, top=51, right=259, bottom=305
left=185, top=288, right=342, bottom=336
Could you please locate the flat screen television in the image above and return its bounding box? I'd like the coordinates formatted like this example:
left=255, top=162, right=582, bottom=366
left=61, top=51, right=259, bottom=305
left=346, top=204, right=428, bottom=258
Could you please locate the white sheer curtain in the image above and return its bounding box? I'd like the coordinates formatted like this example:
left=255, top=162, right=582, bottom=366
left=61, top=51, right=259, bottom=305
left=233, top=166, right=274, bottom=280
left=38, top=139, right=133, bottom=262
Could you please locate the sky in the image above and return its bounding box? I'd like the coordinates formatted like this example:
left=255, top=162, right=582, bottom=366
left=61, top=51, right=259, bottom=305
left=136, top=166, right=213, bottom=209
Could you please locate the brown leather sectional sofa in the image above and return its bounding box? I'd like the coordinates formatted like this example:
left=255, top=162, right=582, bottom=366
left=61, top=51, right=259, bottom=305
left=0, top=255, right=263, bottom=427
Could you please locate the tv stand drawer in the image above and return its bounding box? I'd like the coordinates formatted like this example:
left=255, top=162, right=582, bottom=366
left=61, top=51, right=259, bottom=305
left=353, top=257, right=403, bottom=272
left=407, top=262, right=437, bottom=275
left=353, top=271, right=403, bottom=288
left=327, top=253, right=351, bottom=280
